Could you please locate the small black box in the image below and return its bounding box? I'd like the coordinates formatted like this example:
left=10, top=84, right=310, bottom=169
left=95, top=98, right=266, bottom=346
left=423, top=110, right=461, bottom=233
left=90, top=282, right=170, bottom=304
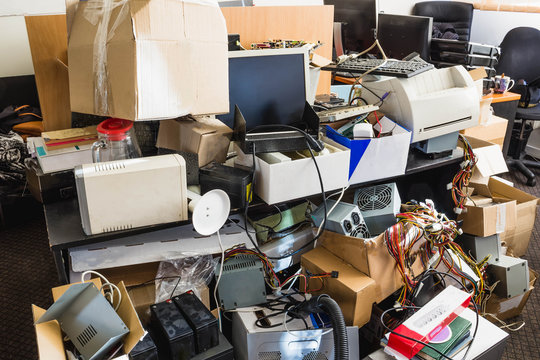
left=129, top=332, right=158, bottom=360
left=228, top=33, right=241, bottom=51
left=150, top=300, right=195, bottom=360
left=191, top=332, right=234, bottom=360
left=200, top=162, right=252, bottom=209
left=173, top=292, right=219, bottom=354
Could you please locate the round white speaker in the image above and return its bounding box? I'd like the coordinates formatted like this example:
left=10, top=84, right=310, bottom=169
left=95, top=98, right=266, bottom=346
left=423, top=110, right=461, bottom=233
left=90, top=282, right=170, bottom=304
left=187, top=189, right=231, bottom=236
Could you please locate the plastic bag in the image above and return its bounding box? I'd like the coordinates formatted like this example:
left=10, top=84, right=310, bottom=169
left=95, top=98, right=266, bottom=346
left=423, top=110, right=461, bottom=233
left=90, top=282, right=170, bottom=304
left=154, top=255, right=217, bottom=303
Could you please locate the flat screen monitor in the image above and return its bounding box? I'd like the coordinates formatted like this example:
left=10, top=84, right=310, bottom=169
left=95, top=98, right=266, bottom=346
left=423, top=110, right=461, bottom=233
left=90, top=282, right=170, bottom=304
left=377, top=13, right=433, bottom=61
left=324, top=0, right=377, bottom=53
left=217, top=48, right=310, bottom=132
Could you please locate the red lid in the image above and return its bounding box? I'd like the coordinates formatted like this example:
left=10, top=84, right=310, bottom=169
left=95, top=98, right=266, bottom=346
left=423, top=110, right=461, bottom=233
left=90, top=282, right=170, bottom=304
left=97, top=118, right=134, bottom=140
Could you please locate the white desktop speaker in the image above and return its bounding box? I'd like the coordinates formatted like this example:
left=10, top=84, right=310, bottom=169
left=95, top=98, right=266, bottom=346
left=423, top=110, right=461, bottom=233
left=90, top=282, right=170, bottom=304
left=75, top=154, right=188, bottom=235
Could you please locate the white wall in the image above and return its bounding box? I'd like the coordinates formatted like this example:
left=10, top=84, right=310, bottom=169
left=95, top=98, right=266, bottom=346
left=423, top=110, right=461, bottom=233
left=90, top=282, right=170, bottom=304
left=0, top=0, right=66, bottom=77
left=470, top=9, right=540, bottom=45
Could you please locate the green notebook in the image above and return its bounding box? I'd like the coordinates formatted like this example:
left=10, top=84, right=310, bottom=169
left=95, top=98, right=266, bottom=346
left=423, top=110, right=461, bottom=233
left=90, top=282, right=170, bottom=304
left=418, top=316, right=472, bottom=360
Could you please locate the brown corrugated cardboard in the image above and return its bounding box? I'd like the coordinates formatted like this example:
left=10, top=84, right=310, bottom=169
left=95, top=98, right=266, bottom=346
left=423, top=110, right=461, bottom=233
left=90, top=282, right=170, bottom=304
left=485, top=269, right=538, bottom=321
left=459, top=179, right=517, bottom=237
left=488, top=178, right=539, bottom=257
left=68, top=0, right=228, bottom=120
left=318, top=231, right=425, bottom=303
left=460, top=115, right=508, bottom=150
left=301, top=247, right=377, bottom=327
left=33, top=279, right=145, bottom=359
left=156, top=116, right=233, bottom=167
left=459, top=136, right=508, bottom=184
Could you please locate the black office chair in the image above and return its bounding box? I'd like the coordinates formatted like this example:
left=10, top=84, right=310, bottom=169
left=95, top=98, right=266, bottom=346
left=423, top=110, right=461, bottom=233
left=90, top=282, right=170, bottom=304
left=496, top=27, right=540, bottom=186
left=412, top=1, right=474, bottom=41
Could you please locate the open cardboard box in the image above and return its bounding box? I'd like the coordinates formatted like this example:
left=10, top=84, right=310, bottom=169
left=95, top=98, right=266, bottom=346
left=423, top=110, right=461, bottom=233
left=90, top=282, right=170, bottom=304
left=487, top=178, right=539, bottom=257
left=459, top=136, right=508, bottom=184
left=485, top=269, right=538, bottom=322
left=459, top=181, right=517, bottom=237
left=301, top=247, right=377, bottom=327
left=318, top=230, right=425, bottom=303
left=234, top=137, right=350, bottom=205
left=32, top=278, right=145, bottom=359
left=325, top=116, right=412, bottom=185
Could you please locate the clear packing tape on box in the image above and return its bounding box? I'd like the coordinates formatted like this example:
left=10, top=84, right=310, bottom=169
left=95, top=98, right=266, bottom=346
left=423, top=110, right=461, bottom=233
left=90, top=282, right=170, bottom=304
left=82, top=0, right=220, bottom=116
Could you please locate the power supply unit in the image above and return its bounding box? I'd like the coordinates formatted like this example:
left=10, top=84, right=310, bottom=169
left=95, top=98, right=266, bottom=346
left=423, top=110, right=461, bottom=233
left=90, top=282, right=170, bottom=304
left=487, top=255, right=529, bottom=298
left=311, top=199, right=370, bottom=237
left=455, top=233, right=501, bottom=264
left=150, top=300, right=195, bottom=360
left=173, top=292, right=219, bottom=353
left=216, top=254, right=267, bottom=310
left=353, top=182, right=401, bottom=235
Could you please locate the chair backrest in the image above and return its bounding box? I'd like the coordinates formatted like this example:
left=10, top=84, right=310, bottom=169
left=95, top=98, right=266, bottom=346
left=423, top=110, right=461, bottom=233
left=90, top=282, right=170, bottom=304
left=496, top=27, right=540, bottom=83
left=412, top=1, right=474, bottom=41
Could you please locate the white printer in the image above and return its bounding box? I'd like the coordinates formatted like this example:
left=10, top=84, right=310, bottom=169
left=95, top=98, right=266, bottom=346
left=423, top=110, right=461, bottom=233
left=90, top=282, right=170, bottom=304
left=362, top=65, right=480, bottom=143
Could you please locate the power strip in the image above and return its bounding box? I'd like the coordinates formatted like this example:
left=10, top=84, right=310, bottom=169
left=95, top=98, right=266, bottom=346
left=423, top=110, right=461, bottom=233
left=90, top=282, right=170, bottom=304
left=386, top=285, right=471, bottom=359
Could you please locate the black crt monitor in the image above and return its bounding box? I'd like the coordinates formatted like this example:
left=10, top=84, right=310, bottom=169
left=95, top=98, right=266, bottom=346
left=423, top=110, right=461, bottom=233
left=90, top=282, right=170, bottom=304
left=324, top=0, right=377, bottom=53
left=217, top=48, right=310, bottom=133
left=377, top=13, right=433, bottom=61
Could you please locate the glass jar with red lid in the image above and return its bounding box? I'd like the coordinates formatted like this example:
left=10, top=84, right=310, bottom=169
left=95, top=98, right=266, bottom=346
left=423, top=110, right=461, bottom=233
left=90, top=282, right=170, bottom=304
left=91, top=118, right=142, bottom=162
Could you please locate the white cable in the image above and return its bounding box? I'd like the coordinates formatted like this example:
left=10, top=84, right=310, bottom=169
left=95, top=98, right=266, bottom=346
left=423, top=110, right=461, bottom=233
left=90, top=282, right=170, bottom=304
left=214, top=230, right=225, bottom=332
left=316, top=184, right=349, bottom=237
left=81, top=270, right=122, bottom=311
left=283, top=310, right=333, bottom=339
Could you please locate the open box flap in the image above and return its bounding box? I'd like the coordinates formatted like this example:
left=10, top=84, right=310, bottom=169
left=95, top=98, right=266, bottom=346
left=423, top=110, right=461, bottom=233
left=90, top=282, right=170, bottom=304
left=32, top=305, right=66, bottom=360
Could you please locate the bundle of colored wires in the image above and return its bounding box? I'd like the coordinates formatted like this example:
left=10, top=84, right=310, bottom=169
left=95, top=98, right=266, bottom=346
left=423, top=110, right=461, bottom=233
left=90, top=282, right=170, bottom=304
left=451, top=134, right=478, bottom=214
left=223, top=245, right=335, bottom=293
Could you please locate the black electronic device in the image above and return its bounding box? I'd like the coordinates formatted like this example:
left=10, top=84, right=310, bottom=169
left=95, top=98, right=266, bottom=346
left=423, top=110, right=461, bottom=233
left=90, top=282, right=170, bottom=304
left=218, top=48, right=322, bottom=154
left=150, top=300, right=195, bottom=360
left=191, top=332, right=234, bottom=360
left=228, top=33, right=241, bottom=51
left=173, top=292, right=219, bottom=354
left=377, top=13, right=433, bottom=61
left=324, top=0, right=377, bottom=53
left=323, top=57, right=434, bottom=78
left=199, top=162, right=252, bottom=209
left=129, top=333, right=158, bottom=360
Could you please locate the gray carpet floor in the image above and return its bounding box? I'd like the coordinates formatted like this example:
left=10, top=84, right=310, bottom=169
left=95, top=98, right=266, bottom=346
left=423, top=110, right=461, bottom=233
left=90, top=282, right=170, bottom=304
left=0, top=167, right=538, bottom=359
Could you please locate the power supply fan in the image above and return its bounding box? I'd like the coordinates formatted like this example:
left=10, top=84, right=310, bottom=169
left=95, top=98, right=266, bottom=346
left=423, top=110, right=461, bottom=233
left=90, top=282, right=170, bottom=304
left=350, top=223, right=370, bottom=239
left=355, top=184, right=393, bottom=211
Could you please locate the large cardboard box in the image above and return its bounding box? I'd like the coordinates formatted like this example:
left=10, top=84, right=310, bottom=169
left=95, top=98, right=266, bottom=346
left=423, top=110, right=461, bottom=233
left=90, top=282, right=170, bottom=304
left=459, top=136, right=508, bottom=184
left=156, top=116, right=233, bottom=167
left=459, top=180, right=517, bottom=237
left=460, top=115, right=508, bottom=150
left=318, top=231, right=425, bottom=303
left=485, top=269, right=537, bottom=322
left=487, top=178, right=539, bottom=257
left=325, top=116, right=412, bottom=185
left=234, top=137, right=350, bottom=205
left=301, top=247, right=377, bottom=327
left=32, top=279, right=145, bottom=359
left=68, top=0, right=229, bottom=120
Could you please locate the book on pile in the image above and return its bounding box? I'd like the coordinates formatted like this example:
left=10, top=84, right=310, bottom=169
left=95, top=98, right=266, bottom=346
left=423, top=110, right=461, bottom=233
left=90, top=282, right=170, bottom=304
left=380, top=316, right=472, bottom=360
left=41, top=126, right=97, bottom=151
left=416, top=316, right=472, bottom=360
left=27, top=136, right=94, bottom=174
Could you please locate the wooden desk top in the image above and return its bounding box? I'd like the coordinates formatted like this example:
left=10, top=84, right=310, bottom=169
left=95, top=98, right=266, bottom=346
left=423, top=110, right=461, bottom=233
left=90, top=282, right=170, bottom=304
left=333, top=75, right=359, bottom=85
left=483, top=91, right=521, bottom=104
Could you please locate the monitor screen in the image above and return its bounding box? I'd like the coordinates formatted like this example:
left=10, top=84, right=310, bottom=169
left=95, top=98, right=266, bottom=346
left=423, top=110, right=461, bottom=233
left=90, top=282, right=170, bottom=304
left=377, top=13, right=433, bottom=61
left=325, top=0, right=377, bottom=53
left=217, top=49, right=308, bottom=132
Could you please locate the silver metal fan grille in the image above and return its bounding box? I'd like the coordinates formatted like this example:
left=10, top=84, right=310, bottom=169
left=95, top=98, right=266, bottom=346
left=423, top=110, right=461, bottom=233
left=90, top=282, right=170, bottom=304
left=303, top=351, right=328, bottom=360
left=355, top=184, right=393, bottom=211
left=350, top=223, right=370, bottom=239
left=258, top=352, right=281, bottom=360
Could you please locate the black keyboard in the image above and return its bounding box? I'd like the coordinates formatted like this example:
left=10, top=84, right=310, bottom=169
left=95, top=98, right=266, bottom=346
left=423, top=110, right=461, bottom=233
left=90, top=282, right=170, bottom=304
left=323, top=58, right=435, bottom=78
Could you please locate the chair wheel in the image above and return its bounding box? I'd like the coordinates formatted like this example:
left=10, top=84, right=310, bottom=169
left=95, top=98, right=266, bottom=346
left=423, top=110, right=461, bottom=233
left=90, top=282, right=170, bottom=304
left=527, top=178, right=536, bottom=187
